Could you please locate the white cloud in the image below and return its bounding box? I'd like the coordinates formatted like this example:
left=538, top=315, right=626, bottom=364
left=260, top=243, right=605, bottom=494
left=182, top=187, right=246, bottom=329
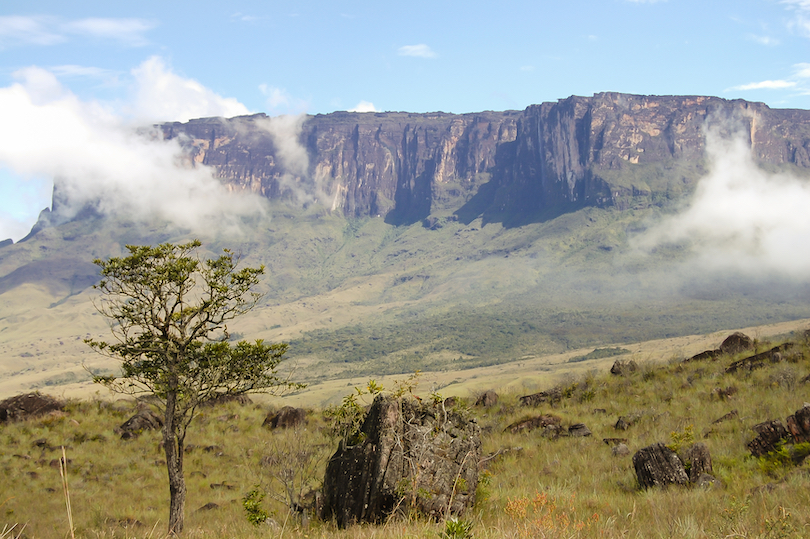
left=747, top=34, right=779, bottom=46
left=727, top=80, right=797, bottom=91
left=0, top=60, right=267, bottom=241
left=0, top=16, right=154, bottom=48
left=782, top=0, right=810, bottom=37
left=636, top=126, right=810, bottom=278
left=62, top=18, right=155, bottom=46
left=259, top=84, right=308, bottom=114
left=397, top=44, right=437, bottom=58
left=0, top=16, right=62, bottom=47
left=130, top=56, right=251, bottom=123
left=795, top=63, right=810, bottom=78
left=348, top=101, right=377, bottom=112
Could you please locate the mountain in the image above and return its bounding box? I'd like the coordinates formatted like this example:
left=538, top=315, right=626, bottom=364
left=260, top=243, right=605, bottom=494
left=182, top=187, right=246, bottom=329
left=161, top=92, right=810, bottom=226
left=1, top=92, right=810, bottom=397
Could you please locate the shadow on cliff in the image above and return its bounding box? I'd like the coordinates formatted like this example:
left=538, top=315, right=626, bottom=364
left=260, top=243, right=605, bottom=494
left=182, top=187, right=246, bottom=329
left=454, top=178, right=585, bottom=228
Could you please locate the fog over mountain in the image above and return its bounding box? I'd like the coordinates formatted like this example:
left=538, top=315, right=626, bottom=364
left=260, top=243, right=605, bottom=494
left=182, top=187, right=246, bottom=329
left=1, top=92, right=809, bottom=397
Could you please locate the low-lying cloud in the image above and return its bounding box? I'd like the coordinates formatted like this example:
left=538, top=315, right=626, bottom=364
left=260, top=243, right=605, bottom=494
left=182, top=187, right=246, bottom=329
left=635, top=124, right=810, bottom=279
left=0, top=57, right=268, bottom=240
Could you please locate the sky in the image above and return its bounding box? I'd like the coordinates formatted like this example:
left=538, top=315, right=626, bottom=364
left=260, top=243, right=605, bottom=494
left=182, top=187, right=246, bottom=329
left=0, top=0, right=809, bottom=242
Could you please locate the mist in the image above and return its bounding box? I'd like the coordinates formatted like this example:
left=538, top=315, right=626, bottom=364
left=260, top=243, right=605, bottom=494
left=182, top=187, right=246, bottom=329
left=0, top=56, right=268, bottom=240
left=634, top=122, right=810, bottom=281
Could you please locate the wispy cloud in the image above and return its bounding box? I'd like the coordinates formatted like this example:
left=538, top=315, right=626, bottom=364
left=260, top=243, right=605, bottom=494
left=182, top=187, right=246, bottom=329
left=727, top=80, right=797, bottom=91
left=782, top=0, right=810, bottom=37
left=747, top=34, right=779, bottom=46
left=0, top=16, right=155, bottom=48
left=259, top=84, right=309, bottom=114
left=0, top=16, right=63, bottom=47
left=397, top=44, right=436, bottom=58
left=348, top=101, right=377, bottom=112
left=62, top=18, right=155, bottom=46
left=230, top=12, right=258, bottom=23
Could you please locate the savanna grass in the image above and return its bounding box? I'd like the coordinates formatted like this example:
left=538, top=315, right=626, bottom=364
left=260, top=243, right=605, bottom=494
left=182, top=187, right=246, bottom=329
left=2, top=335, right=810, bottom=537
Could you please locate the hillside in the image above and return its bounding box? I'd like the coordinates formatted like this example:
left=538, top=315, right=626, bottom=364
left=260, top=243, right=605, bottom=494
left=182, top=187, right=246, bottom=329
left=1, top=93, right=810, bottom=397
left=2, top=328, right=810, bottom=538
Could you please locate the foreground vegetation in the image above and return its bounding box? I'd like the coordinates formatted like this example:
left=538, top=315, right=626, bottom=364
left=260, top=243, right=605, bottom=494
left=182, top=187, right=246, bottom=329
left=3, top=329, right=810, bottom=538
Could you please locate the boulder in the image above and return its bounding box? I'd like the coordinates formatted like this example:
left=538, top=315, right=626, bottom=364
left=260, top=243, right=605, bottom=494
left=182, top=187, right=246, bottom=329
left=568, top=423, right=592, bottom=437
left=200, top=394, right=252, bottom=407
left=263, top=406, right=306, bottom=429
left=719, top=332, right=754, bottom=355
left=321, top=394, right=480, bottom=528
left=504, top=414, right=561, bottom=434
left=685, top=349, right=720, bottom=362
left=610, top=360, right=638, bottom=376
left=747, top=420, right=790, bottom=457
left=632, top=442, right=689, bottom=489
left=0, top=392, right=63, bottom=423
left=519, top=387, right=562, bottom=407
left=117, top=409, right=163, bottom=439
left=726, top=344, right=790, bottom=374
left=786, top=404, right=810, bottom=443
left=474, top=390, right=498, bottom=407
left=684, top=443, right=713, bottom=482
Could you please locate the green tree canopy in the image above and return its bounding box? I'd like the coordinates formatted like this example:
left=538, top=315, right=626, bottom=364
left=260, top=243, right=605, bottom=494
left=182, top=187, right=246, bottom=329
left=86, top=240, right=301, bottom=534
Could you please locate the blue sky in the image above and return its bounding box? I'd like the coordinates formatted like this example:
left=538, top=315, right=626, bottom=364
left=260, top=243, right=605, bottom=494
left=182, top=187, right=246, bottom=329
left=0, top=0, right=808, bottom=241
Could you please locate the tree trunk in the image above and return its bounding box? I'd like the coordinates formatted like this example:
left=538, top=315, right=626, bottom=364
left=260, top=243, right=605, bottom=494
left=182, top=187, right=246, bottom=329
left=163, top=391, right=186, bottom=534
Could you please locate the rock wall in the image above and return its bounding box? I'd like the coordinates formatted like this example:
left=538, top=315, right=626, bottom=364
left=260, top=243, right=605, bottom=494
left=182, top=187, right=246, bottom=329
left=160, top=93, right=810, bottom=226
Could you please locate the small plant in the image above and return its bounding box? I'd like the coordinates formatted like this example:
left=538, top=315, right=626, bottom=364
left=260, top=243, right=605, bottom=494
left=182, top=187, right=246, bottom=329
left=758, top=441, right=810, bottom=477
left=667, top=424, right=694, bottom=454
left=242, top=488, right=270, bottom=526
left=440, top=517, right=474, bottom=539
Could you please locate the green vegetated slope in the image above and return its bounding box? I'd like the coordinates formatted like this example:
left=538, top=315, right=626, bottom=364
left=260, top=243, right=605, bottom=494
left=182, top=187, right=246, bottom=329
left=2, top=195, right=810, bottom=394
left=3, top=331, right=810, bottom=538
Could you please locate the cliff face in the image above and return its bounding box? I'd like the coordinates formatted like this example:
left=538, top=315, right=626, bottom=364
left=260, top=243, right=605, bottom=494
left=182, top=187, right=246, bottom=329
left=160, top=93, right=810, bottom=226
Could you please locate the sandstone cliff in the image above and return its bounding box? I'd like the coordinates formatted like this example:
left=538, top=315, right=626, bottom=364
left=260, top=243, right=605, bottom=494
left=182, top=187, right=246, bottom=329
left=160, top=93, right=810, bottom=226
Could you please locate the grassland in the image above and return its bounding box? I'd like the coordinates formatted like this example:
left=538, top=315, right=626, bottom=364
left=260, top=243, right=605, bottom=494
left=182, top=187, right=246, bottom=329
left=3, top=203, right=810, bottom=398
left=3, top=325, right=810, bottom=538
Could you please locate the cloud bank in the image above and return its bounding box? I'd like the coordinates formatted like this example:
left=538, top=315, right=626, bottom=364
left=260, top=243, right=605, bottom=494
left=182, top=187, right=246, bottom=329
left=635, top=125, right=810, bottom=279
left=0, top=58, right=267, bottom=240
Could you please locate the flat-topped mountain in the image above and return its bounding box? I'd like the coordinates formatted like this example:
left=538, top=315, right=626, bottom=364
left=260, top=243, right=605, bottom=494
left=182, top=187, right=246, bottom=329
left=160, top=93, right=810, bottom=226
left=2, top=93, right=810, bottom=397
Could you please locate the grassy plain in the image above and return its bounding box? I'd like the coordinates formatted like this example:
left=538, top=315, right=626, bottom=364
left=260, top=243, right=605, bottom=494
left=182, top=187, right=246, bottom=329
left=3, top=204, right=810, bottom=398
left=2, top=325, right=810, bottom=538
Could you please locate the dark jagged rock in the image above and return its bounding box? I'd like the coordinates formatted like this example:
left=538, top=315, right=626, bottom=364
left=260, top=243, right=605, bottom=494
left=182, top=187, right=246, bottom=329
left=0, top=392, right=63, bottom=423
left=747, top=420, right=790, bottom=457
left=712, top=410, right=739, bottom=424
left=684, top=443, right=713, bottom=482
left=726, top=344, right=791, bottom=374
left=321, top=394, right=480, bottom=528
left=262, top=406, right=307, bottom=429
left=568, top=423, right=592, bottom=437
left=474, top=390, right=498, bottom=407
left=685, top=349, right=721, bottom=362
left=610, top=360, right=638, bottom=376
left=504, top=414, right=561, bottom=434
left=632, top=442, right=689, bottom=489
left=719, top=332, right=754, bottom=355
left=786, top=404, right=810, bottom=443
left=519, top=387, right=563, bottom=407
left=117, top=409, right=163, bottom=439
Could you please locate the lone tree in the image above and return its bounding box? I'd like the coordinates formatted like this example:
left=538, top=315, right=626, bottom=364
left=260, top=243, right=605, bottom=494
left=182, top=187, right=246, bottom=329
left=87, top=240, right=300, bottom=534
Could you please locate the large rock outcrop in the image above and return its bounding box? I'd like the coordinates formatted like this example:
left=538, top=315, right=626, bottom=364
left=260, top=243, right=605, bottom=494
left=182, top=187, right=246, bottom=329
left=321, top=394, right=480, bottom=527
left=156, top=93, right=810, bottom=227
